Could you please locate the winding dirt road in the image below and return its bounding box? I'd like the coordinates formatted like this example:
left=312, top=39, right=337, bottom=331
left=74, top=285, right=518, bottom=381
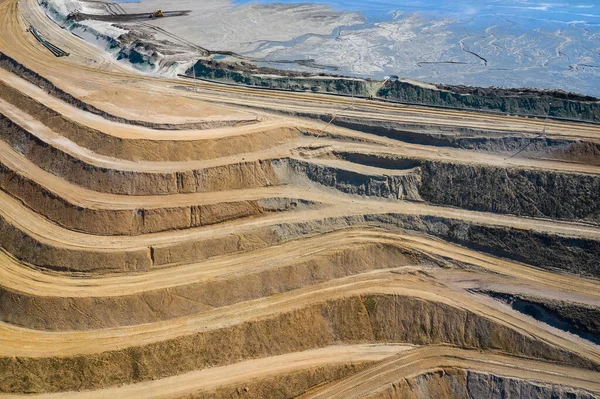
left=0, top=0, right=599, bottom=397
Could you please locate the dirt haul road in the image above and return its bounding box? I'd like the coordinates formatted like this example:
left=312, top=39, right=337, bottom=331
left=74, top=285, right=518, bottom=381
left=0, top=0, right=599, bottom=397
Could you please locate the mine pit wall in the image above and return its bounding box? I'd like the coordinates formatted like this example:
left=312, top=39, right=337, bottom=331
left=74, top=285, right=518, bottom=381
left=379, top=81, right=600, bottom=123
left=0, top=243, right=437, bottom=331
left=1, top=211, right=597, bottom=276
left=483, top=291, right=600, bottom=342
left=326, top=116, right=600, bottom=164
left=5, top=110, right=597, bottom=222
left=0, top=162, right=313, bottom=235
left=188, top=363, right=370, bottom=399
left=0, top=83, right=303, bottom=163
left=0, top=114, right=279, bottom=195
left=418, top=161, right=600, bottom=223
left=277, top=158, right=600, bottom=223
left=365, top=369, right=600, bottom=399
left=189, top=61, right=374, bottom=96
left=0, top=52, right=248, bottom=130
left=189, top=61, right=600, bottom=123
left=1, top=295, right=595, bottom=393
left=3, top=93, right=598, bottom=220
left=276, top=158, right=423, bottom=201
left=364, top=214, right=600, bottom=278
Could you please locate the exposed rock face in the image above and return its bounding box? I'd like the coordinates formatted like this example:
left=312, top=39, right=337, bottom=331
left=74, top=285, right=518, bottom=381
left=281, top=158, right=423, bottom=201
left=4, top=210, right=597, bottom=276
left=466, top=372, right=599, bottom=399
left=189, top=60, right=600, bottom=123
left=325, top=116, right=600, bottom=166
left=367, top=369, right=600, bottom=399
left=418, top=161, right=600, bottom=223
left=379, top=81, right=600, bottom=122
left=365, top=214, right=600, bottom=277
left=277, top=157, right=600, bottom=223
left=485, top=292, right=600, bottom=343
left=190, top=60, right=373, bottom=96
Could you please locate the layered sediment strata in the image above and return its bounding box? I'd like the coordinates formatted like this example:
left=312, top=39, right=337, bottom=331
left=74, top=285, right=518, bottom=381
left=0, top=1, right=599, bottom=397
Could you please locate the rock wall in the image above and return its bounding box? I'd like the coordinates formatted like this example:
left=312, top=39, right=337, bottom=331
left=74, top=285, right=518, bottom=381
left=366, top=214, right=600, bottom=277
left=190, top=60, right=372, bottom=96
left=189, top=60, right=600, bottom=122
left=328, top=116, right=600, bottom=165
left=279, top=157, right=600, bottom=223
left=485, top=291, right=600, bottom=343
left=278, top=158, right=423, bottom=201
left=367, top=368, right=599, bottom=399
left=418, top=161, right=600, bottom=223
left=379, top=81, right=600, bottom=122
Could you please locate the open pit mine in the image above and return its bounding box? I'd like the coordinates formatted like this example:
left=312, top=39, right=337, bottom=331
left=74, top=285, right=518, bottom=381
left=0, top=0, right=599, bottom=398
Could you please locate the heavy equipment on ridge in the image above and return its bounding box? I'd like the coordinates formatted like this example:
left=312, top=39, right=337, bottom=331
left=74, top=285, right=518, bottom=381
left=150, top=9, right=164, bottom=18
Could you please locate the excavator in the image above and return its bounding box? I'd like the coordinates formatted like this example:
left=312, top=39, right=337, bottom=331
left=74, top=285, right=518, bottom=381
left=150, top=9, right=163, bottom=18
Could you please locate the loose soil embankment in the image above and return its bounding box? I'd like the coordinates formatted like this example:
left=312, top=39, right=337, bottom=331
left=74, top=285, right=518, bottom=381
left=325, top=116, right=600, bottom=165
left=1, top=294, right=595, bottom=393
left=0, top=51, right=240, bottom=130
left=2, top=112, right=598, bottom=223
left=0, top=81, right=306, bottom=162
left=0, top=243, right=435, bottom=330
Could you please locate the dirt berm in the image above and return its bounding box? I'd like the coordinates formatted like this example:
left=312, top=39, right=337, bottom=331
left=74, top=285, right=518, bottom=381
left=0, top=294, right=596, bottom=393
left=1, top=210, right=598, bottom=275
left=366, top=369, right=599, bottom=399
left=0, top=243, right=438, bottom=330
left=0, top=51, right=248, bottom=130
left=0, top=160, right=315, bottom=235
left=0, top=82, right=306, bottom=162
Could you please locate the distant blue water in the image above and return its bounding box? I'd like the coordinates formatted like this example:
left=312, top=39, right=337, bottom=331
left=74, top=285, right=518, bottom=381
left=235, top=0, right=600, bottom=24
left=115, top=0, right=600, bottom=95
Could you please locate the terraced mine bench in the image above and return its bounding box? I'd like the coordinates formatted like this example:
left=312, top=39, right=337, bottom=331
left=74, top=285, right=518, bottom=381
left=0, top=0, right=599, bottom=397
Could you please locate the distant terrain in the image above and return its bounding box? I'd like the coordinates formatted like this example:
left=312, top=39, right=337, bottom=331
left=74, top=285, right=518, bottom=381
left=43, top=0, right=600, bottom=97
